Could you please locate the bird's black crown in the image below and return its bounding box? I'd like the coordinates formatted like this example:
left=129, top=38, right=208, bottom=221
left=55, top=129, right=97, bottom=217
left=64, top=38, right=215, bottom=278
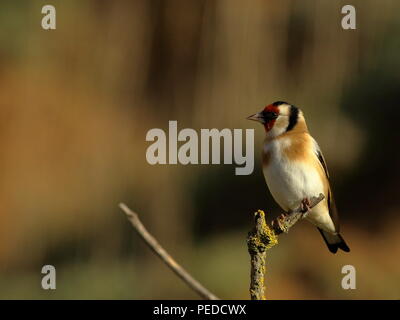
left=272, top=101, right=288, bottom=106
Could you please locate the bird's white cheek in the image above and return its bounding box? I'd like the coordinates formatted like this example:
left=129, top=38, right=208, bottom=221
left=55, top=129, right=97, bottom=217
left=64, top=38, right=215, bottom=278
left=269, top=118, right=288, bottom=137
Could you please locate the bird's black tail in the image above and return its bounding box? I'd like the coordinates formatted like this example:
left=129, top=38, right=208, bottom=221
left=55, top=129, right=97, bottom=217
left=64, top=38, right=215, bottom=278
left=317, top=228, right=350, bottom=254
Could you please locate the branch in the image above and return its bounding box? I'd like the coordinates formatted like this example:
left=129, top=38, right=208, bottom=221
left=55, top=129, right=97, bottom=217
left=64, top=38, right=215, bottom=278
left=119, top=203, right=219, bottom=300
left=247, top=193, right=325, bottom=300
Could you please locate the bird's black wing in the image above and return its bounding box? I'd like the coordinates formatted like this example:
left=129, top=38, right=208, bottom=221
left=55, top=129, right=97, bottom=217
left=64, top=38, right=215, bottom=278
left=315, top=147, right=329, bottom=179
left=312, top=138, right=340, bottom=230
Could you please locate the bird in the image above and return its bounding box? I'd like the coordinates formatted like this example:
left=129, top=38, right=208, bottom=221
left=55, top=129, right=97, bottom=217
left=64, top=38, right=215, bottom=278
left=247, top=101, right=350, bottom=254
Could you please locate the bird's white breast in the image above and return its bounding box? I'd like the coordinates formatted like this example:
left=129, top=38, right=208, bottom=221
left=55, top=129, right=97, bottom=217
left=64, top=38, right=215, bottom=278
left=262, top=137, right=324, bottom=212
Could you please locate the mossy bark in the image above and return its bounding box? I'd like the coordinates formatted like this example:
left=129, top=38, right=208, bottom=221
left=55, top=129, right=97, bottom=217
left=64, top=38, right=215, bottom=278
left=246, top=194, right=324, bottom=300
left=247, top=210, right=278, bottom=300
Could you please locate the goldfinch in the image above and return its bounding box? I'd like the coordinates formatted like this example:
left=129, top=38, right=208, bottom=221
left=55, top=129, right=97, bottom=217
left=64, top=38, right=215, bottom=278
left=247, top=101, right=350, bottom=254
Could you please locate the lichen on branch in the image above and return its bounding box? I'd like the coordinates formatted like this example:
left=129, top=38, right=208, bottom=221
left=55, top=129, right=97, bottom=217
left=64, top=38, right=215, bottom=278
left=247, top=210, right=278, bottom=300
left=247, top=193, right=325, bottom=300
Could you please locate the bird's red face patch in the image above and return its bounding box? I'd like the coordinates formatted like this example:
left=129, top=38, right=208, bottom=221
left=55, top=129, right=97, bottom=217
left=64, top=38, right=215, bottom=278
left=263, top=105, right=280, bottom=132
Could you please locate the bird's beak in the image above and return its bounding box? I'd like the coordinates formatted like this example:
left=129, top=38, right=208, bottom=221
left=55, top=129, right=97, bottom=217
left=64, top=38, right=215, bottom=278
left=246, top=112, right=264, bottom=123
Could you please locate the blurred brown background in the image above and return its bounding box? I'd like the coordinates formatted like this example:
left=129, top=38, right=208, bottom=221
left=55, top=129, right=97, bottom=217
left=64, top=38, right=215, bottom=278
left=0, top=0, right=399, bottom=299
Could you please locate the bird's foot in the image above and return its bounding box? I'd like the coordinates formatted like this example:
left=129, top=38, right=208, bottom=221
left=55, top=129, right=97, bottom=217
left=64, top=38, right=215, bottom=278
left=271, top=212, right=288, bottom=229
left=300, top=198, right=311, bottom=217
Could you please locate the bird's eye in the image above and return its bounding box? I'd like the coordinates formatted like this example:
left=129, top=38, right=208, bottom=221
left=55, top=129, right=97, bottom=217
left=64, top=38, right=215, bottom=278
left=263, top=111, right=278, bottom=120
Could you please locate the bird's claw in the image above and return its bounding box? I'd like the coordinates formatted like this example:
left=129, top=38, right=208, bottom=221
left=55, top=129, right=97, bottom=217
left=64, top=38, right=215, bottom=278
left=300, top=198, right=311, bottom=217
left=271, top=213, right=287, bottom=228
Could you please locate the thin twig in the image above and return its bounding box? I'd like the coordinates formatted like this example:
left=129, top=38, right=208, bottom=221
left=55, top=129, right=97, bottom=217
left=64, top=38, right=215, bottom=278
left=247, top=193, right=325, bottom=300
left=119, top=203, right=219, bottom=300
